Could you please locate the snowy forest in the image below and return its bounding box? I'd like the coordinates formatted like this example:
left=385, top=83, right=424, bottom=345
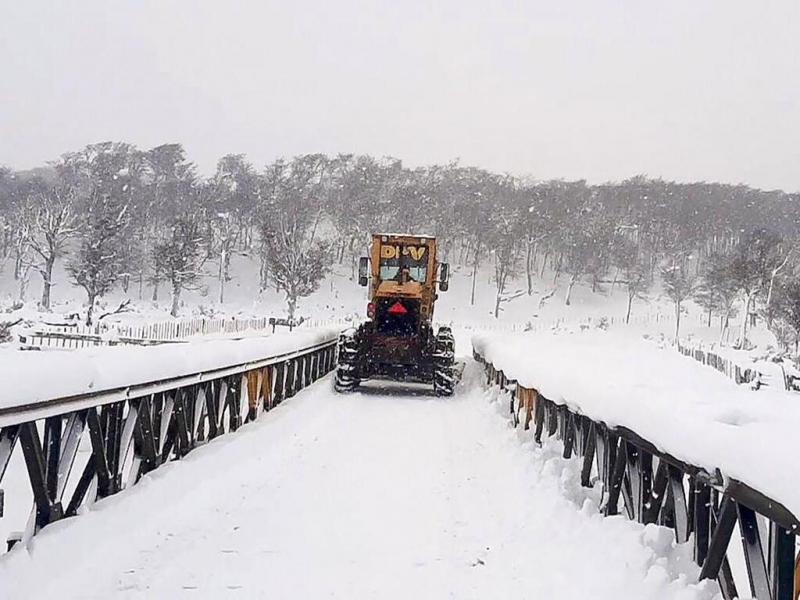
left=2, top=141, right=800, bottom=350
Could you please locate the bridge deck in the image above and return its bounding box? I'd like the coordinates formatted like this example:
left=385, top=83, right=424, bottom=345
left=1, top=364, right=716, bottom=599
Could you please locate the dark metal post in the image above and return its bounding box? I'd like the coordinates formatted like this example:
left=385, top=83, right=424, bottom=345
left=737, top=503, right=771, bottom=599
left=274, top=362, right=286, bottom=403
left=693, top=482, right=711, bottom=566
left=285, top=360, right=296, bottom=399
left=768, top=522, right=795, bottom=600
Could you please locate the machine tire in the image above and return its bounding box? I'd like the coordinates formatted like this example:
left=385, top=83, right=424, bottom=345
left=334, top=330, right=360, bottom=393
left=433, top=327, right=455, bottom=397
left=334, top=367, right=359, bottom=392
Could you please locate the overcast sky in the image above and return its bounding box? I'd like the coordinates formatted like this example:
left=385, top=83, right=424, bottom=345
left=1, top=1, right=798, bottom=190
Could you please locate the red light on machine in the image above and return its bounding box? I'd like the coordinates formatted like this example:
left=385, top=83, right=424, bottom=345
left=387, top=301, right=408, bottom=316
left=367, top=302, right=376, bottom=318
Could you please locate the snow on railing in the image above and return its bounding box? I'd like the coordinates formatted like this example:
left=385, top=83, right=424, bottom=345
left=0, top=330, right=340, bottom=551
left=473, top=344, right=800, bottom=600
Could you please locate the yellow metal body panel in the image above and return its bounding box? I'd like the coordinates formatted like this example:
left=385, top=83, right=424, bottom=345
left=375, top=280, right=424, bottom=299
left=369, top=233, right=438, bottom=320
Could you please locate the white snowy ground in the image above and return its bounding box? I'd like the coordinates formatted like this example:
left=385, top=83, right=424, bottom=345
left=0, top=363, right=719, bottom=600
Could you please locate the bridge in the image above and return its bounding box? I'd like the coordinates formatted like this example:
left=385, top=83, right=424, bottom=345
left=0, top=324, right=797, bottom=599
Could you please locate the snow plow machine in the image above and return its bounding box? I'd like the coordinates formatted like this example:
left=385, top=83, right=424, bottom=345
left=335, top=233, right=460, bottom=396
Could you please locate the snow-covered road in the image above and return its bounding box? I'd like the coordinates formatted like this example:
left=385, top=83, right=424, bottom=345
left=1, top=363, right=718, bottom=600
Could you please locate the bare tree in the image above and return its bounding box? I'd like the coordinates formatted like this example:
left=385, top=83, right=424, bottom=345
left=614, top=239, right=652, bottom=324
left=153, top=217, right=208, bottom=317
left=8, top=195, right=33, bottom=284
left=661, top=259, right=695, bottom=342
left=694, top=252, right=739, bottom=342
left=259, top=156, right=333, bottom=319
left=0, top=166, right=14, bottom=264
left=205, top=209, right=237, bottom=304
left=521, top=187, right=552, bottom=296
left=489, top=215, right=522, bottom=318
left=209, top=154, right=259, bottom=302
left=25, top=184, right=79, bottom=309
left=8, top=201, right=34, bottom=301
left=262, top=234, right=331, bottom=320
left=68, top=192, right=130, bottom=325
left=144, top=143, right=197, bottom=301
left=764, top=248, right=792, bottom=326
left=562, top=229, right=595, bottom=306
left=772, top=278, right=800, bottom=356
left=728, top=229, right=783, bottom=347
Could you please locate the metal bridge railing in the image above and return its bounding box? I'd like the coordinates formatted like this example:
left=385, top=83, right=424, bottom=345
left=474, top=348, right=800, bottom=600
left=0, top=335, right=338, bottom=550
left=676, top=341, right=762, bottom=388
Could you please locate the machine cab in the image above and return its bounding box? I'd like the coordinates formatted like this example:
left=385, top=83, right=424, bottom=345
left=358, top=234, right=449, bottom=325
left=359, top=235, right=447, bottom=287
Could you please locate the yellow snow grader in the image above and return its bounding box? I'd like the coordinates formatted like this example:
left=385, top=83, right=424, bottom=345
left=335, top=233, right=457, bottom=396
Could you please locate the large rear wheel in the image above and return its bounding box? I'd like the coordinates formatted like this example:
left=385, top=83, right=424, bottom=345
left=433, top=327, right=455, bottom=397
left=334, top=330, right=360, bottom=392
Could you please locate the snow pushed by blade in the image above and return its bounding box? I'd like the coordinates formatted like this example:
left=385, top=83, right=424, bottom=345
left=473, top=328, right=800, bottom=520
left=1, top=364, right=718, bottom=599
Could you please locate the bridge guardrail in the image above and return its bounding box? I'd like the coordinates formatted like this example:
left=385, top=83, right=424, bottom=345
left=474, top=347, right=799, bottom=600
left=0, top=333, right=339, bottom=550
left=676, top=341, right=762, bottom=387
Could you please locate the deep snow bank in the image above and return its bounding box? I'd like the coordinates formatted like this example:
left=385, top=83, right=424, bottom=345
left=0, top=328, right=340, bottom=412
left=472, top=328, right=800, bottom=518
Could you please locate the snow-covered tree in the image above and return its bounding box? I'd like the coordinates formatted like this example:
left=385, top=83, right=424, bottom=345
left=661, top=259, right=695, bottom=342
left=8, top=199, right=34, bottom=300
left=771, top=279, right=800, bottom=356
left=144, top=143, right=197, bottom=301
left=326, top=155, right=405, bottom=279
left=613, top=238, right=651, bottom=324
left=694, top=252, right=739, bottom=340
left=25, top=182, right=79, bottom=309
left=490, top=223, right=521, bottom=318
left=67, top=191, right=130, bottom=325
left=521, top=186, right=554, bottom=296
left=483, top=179, right=524, bottom=318
left=210, top=211, right=237, bottom=303
left=0, top=166, right=16, bottom=266
left=153, top=217, right=208, bottom=317
left=208, top=154, right=259, bottom=302
left=259, top=156, right=334, bottom=319
left=727, top=229, right=783, bottom=347
left=562, top=227, right=595, bottom=306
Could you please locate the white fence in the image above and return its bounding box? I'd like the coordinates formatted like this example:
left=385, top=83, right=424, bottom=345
left=18, top=315, right=354, bottom=350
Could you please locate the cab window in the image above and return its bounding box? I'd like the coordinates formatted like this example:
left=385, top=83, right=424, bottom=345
left=379, top=244, right=428, bottom=282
